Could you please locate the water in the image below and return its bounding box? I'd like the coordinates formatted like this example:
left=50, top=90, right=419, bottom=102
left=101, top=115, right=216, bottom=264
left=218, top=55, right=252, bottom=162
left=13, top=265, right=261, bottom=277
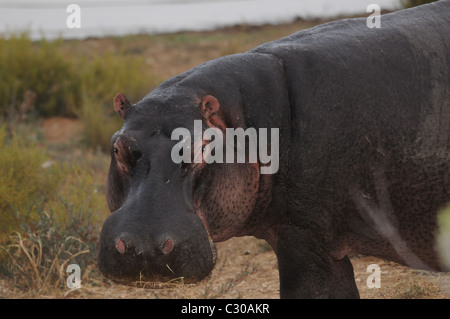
left=0, top=0, right=402, bottom=40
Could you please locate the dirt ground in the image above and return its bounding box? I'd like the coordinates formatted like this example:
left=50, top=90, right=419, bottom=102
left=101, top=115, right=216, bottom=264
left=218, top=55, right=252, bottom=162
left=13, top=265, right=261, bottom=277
left=29, top=236, right=449, bottom=299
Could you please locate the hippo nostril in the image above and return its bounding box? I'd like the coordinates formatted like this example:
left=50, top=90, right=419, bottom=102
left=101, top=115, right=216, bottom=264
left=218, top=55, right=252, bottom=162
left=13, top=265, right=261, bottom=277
left=116, top=236, right=173, bottom=255
left=115, top=237, right=143, bottom=257
left=115, top=238, right=126, bottom=254
left=161, top=238, right=174, bottom=254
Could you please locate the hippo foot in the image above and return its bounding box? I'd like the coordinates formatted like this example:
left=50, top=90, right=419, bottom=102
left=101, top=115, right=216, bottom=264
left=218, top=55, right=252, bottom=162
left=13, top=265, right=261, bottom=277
left=272, top=226, right=359, bottom=299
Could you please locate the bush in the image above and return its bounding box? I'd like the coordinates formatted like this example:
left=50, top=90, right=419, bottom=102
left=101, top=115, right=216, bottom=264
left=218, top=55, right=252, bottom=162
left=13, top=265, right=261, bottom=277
left=0, top=126, right=107, bottom=291
left=0, top=34, right=82, bottom=119
left=79, top=97, right=123, bottom=152
left=0, top=126, right=65, bottom=239
left=1, top=208, right=95, bottom=293
left=80, top=52, right=153, bottom=104
left=0, top=33, right=158, bottom=152
left=78, top=52, right=158, bottom=151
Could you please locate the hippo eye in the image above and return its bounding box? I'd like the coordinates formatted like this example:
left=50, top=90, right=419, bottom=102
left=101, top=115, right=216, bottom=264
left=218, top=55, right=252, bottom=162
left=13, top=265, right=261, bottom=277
left=113, top=147, right=118, bottom=154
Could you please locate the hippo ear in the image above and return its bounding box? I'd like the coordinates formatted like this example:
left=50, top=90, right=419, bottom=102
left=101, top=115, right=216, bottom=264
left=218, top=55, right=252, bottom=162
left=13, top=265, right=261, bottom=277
left=114, top=93, right=132, bottom=119
left=200, top=95, right=226, bottom=130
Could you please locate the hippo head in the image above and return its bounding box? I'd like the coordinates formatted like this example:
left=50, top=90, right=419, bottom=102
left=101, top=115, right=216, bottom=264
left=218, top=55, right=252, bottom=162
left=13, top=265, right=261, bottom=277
left=98, top=90, right=262, bottom=285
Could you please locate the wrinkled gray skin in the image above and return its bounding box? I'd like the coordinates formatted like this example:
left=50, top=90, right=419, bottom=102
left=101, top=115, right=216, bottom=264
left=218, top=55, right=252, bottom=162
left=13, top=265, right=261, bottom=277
left=98, top=1, right=450, bottom=298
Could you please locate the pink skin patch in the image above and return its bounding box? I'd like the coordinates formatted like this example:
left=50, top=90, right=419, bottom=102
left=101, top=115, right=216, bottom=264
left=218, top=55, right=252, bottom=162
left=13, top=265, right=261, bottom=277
left=116, top=238, right=126, bottom=254
left=161, top=238, right=174, bottom=254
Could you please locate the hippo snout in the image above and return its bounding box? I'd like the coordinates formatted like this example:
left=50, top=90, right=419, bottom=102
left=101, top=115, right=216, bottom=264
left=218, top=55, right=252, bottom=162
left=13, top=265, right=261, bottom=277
left=114, top=236, right=173, bottom=255
left=98, top=210, right=216, bottom=285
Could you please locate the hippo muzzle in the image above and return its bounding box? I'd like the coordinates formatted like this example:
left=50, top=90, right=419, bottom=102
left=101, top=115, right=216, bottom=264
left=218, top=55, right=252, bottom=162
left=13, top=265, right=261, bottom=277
left=98, top=206, right=216, bottom=284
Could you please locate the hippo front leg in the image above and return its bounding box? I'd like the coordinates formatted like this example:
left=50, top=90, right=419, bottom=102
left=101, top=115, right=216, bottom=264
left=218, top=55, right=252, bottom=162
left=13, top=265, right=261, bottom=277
left=271, top=226, right=359, bottom=299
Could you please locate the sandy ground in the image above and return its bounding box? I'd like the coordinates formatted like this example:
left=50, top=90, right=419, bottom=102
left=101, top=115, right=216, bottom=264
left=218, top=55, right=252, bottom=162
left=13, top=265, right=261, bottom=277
left=4, top=236, right=445, bottom=299
left=76, top=237, right=448, bottom=299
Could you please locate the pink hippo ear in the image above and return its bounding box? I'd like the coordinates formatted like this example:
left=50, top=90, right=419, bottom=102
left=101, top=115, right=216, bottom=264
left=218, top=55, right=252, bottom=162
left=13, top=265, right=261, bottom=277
left=200, top=95, right=226, bottom=131
left=114, top=93, right=132, bottom=119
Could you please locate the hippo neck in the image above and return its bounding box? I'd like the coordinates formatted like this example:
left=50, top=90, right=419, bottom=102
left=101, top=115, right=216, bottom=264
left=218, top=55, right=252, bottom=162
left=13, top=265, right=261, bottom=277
left=181, top=53, right=292, bottom=239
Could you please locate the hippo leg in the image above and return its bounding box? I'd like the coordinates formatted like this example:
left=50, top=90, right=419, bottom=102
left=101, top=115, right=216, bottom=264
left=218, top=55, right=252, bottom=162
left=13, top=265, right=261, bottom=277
left=273, top=226, right=359, bottom=299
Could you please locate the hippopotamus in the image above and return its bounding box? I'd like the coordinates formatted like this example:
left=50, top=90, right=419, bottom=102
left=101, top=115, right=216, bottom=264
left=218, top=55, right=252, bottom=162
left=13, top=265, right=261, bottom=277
left=98, top=1, right=450, bottom=298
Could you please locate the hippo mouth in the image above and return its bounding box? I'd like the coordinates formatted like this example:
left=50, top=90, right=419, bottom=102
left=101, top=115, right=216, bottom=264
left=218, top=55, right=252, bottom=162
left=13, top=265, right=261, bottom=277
left=104, top=240, right=217, bottom=287
left=98, top=222, right=217, bottom=286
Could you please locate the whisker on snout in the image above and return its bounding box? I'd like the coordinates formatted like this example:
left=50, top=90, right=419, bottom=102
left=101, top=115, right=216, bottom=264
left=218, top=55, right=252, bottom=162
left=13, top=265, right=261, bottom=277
left=166, top=263, right=176, bottom=275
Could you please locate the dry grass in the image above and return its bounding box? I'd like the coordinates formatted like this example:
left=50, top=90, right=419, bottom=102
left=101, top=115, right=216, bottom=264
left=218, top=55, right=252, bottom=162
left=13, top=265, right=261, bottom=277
left=1, top=236, right=278, bottom=299
left=2, top=235, right=449, bottom=299
left=1, top=231, right=90, bottom=296
left=353, top=255, right=450, bottom=299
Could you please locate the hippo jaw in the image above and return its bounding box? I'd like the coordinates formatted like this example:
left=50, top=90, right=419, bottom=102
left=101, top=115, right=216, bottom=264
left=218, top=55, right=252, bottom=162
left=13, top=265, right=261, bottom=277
left=98, top=205, right=217, bottom=285
left=98, top=236, right=217, bottom=286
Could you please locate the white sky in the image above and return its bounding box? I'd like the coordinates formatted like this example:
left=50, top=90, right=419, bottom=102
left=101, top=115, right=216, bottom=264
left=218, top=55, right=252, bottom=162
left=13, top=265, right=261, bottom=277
left=0, top=0, right=403, bottom=40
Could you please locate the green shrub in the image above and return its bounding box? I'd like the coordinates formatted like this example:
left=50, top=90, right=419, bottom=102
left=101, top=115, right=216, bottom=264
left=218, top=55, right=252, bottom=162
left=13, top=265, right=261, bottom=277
left=1, top=208, right=93, bottom=292
left=79, top=97, right=123, bottom=152
left=0, top=34, right=82, bottom=118
left=0, top=33, right=159, bottom=151
left=78, top=52, right=158, bottom=151
left=79, top=52, right=154, bottom=104
left=0, top=126, right=65, bottom=239
left=0, top=125, right=107, bottom=291
left=0, top=126, right=107, bottom=237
